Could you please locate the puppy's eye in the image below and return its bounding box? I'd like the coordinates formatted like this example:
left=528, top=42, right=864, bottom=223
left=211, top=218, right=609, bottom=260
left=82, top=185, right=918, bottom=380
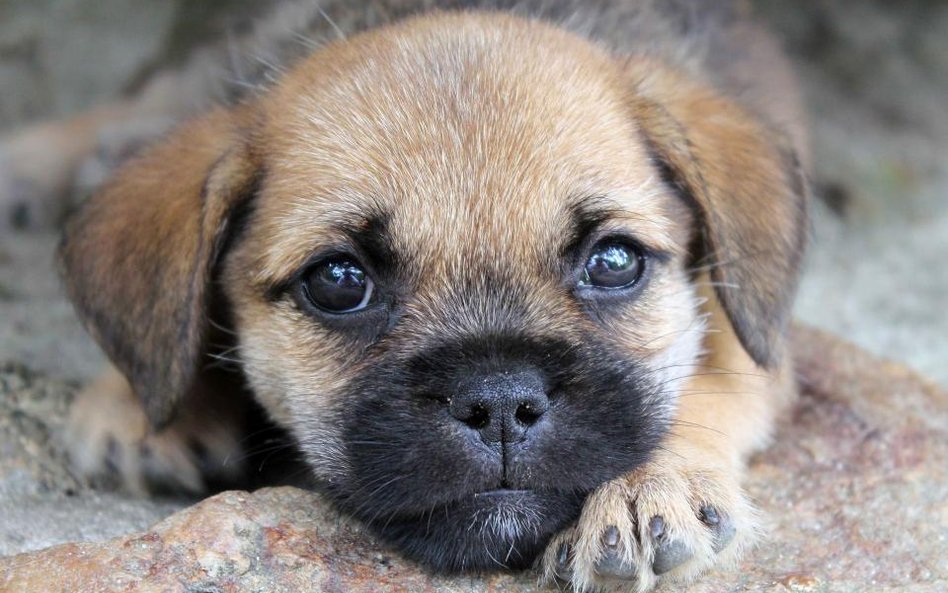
left=578, top=242, right=644, bottom=289
left=301, top=258, right=374, bottom=313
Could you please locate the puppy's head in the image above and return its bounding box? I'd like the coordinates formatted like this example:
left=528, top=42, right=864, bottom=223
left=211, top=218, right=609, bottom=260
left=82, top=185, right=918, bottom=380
left=59, top=13, right=806, bottom=571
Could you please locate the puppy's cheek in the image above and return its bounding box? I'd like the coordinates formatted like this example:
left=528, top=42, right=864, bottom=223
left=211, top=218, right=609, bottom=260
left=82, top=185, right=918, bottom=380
left=634, top=278, right=706, bottom=399
left=241, top=373, right=296, bottom=428
left=292, top=409, right=353, bottom=482
left=236, top=339, right=356, bottom=484
left=645, top=315, right=706, bottom=399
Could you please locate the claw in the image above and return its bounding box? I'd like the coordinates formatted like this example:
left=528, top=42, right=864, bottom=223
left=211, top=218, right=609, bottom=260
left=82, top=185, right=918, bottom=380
left=649, top=515, right=666, bottom=540
left=554, top=541, right=573, bottom=581
left=602, top=525, right=620, bottom=547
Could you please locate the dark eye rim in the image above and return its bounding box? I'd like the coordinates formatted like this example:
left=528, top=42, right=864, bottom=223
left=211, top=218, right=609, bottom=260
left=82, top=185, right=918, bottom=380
left=300, top=264, right=375, bottom=313
left=572, top=234, right=653, bottom=298
left=291, top=250, right=387, bottom=320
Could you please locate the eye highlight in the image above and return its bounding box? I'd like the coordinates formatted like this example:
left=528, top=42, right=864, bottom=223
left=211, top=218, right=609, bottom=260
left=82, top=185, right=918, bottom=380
left=578, top=242, right=645, bottom=290
left=301, top=257, right=374, bottom=313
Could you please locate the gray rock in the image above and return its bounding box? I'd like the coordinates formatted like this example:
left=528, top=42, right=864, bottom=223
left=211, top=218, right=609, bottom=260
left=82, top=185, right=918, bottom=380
left=756, top=0, right=948, bottom=385
left=0, top=232, right=105, bottom=383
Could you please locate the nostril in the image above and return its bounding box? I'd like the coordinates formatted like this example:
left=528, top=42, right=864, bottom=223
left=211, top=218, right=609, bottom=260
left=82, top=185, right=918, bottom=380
left=515, top=400, right=545, bottom=426
left=451, top=397, right=492, bottom=429
left=466, top=404, right=490, bottom=429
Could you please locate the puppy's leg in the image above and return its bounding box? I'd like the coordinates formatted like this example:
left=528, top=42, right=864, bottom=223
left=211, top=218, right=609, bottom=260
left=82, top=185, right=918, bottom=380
left=542, top=291, right=797, bottom=592
left=61, top=365, right=246, bottom=496
left=0, top=104, right=134, bottom=229
left=0, top=69, right=202, bottom=230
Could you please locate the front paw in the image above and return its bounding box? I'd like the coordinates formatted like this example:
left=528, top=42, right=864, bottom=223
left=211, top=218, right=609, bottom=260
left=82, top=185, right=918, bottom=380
left=60, top=369, right=244, bottom=496
left=541, top=456, right=755, bottom=592
left=0, top=129, right=75, bottom=230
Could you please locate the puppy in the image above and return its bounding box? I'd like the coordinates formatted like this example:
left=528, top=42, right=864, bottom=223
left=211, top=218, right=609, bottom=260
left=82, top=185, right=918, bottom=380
left=53, top=1, right=809, bottom=591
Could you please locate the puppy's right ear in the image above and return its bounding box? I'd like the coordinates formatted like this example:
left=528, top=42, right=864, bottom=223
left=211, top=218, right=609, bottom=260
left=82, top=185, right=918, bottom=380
left=59, top=107, right=259, bottom=428
left=625, top=59, right=808, bottom=369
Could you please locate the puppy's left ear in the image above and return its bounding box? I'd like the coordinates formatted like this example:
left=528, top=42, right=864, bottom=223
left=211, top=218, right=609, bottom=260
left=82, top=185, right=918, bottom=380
left=627, top=60, right=809, bottom=368
left=59, top=107, right=259, bottom=427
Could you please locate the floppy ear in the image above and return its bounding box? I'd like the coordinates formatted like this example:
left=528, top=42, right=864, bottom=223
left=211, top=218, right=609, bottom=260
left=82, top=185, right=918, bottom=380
left=59, top=107, right=259, bottom=427
left=627, top=60, right=809, bottom=368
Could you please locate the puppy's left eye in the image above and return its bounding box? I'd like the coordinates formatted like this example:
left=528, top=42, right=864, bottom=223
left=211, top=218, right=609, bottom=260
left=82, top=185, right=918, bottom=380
left=578, top=242, right=644, bottom=289
left=301, top=258, right=374, bottom=313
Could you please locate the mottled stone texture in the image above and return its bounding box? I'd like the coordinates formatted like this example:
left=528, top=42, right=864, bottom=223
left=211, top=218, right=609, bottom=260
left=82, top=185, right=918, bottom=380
left=0, top=362, right=78, bottom=498
left=1, top=326, right=945, bottom=592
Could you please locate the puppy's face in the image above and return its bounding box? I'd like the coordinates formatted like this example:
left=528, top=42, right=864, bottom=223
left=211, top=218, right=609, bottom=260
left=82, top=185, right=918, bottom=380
left=60, top=12, right=805, bottom=574
left=224, top=16, right=701, bottom=569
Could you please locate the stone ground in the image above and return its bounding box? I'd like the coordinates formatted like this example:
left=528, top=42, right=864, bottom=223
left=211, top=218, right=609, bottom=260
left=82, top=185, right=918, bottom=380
left=0, top=0, right=946, bottom=590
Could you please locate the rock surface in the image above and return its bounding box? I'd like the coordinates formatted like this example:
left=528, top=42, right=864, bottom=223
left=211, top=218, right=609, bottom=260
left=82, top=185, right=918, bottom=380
left=1, top=326, right=945, bottom=592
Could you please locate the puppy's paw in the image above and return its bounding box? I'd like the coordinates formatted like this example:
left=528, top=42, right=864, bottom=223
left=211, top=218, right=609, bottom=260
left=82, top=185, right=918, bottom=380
left=541, top=456, right=755, bottom=592
left=0, top=128, right=77, bottom=230
left=60, top=369, right=243, bottom=496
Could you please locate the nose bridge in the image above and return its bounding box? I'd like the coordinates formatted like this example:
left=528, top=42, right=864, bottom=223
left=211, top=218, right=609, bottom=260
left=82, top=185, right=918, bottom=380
left=406, top=254, right=534, bottom=343
left=481, top=370, right=545, bottom=399
left=465, top=369, right=546, bottom=413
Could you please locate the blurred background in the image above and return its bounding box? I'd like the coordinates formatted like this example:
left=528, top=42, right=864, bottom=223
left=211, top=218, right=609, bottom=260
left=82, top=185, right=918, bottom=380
left=0, top=0, right=946, bottom=385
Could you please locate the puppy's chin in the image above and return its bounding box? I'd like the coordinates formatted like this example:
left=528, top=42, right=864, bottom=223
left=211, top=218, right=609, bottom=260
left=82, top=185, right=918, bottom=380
left=364, top=488, right=584, bottom=571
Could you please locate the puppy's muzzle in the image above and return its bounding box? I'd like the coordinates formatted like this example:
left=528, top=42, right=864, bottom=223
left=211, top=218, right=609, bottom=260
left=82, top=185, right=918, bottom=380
left=331, top=333, right=667, bottom=571
left=450, top=368, right=549, bottom=452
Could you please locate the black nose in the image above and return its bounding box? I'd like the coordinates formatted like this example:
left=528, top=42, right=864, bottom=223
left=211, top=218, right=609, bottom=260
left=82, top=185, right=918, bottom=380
left=449, top=369, right=549, bottom=446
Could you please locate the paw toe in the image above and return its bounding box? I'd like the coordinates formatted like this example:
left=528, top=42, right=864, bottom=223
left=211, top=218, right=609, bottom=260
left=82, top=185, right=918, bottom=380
left=699, top=505, right=736, bottom=552
left=84, top=433, right=127, bottom=491
left=648, top=515, right=695, bottom=576
left=139, top=439, right=205, bottom=495
left=594, top=526, right=637, bottom=579
left=652, top=538, right=693, bottom=575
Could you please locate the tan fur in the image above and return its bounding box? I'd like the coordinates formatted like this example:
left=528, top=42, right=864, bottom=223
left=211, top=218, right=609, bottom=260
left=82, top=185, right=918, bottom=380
left=54, top=8, right=807, bottom=592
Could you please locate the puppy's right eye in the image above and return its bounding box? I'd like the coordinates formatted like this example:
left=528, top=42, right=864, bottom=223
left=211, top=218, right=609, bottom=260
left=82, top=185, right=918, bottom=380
left=300, top=258, right=374, bottom=313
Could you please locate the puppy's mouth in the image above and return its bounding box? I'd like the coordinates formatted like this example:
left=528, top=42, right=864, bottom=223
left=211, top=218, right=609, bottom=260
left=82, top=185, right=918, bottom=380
left=354, top=486, right=586, bottom=571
